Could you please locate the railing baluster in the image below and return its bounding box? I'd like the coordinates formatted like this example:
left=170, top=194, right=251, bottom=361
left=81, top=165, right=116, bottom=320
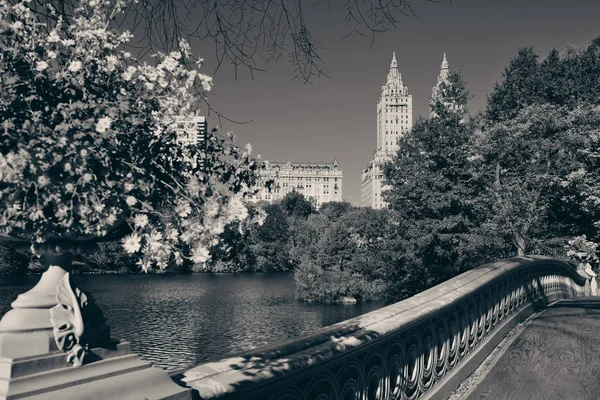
left=182, top=256, right=593, bottom=400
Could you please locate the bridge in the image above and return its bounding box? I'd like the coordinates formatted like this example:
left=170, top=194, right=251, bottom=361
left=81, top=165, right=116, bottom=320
left=1, top=256, right=598, bottom=399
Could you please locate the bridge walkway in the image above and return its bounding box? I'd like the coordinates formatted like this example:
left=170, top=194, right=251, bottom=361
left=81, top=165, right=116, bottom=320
left=461, top=298, right=600, bottom=400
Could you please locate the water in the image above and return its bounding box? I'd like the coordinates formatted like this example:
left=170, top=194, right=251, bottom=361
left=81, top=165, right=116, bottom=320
left=0, top=273, right=382, bottom=370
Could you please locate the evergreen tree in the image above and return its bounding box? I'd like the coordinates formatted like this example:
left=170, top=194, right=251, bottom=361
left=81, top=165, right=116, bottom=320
left=384, top=71, right=504, bottom=284
left=485, top=47, right=542, bottom=123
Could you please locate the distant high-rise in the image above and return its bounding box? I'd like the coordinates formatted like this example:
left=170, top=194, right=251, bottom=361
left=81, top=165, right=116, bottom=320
left=429, top=53, right=466, bottom=118
left=174, top=115, right=208, bottom=146
left=430, top=53, right=452, bottom=117
left=361, top=52, right=413, bottom=209
left=250, top=160, right=343, bottom=209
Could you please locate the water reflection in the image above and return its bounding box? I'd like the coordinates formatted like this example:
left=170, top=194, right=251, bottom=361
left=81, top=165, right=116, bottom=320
left=0, top=273, right=382, bottom=370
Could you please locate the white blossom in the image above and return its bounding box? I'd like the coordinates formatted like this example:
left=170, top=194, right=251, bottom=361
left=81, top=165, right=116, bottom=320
left=35, top=61, right=48, bottom=72
left=176, top=202, right=192, bottom=218
left=47, top=30, right=60, bottom=43
left=133, top=213, right=148, bottom=228
left=105, top=55, right=118, bottom=71
left=37, top=175, right=48, bottom=186
left=123, top=66, right=136, bottom=81
left=95, top=116, right=112, bottom=133
left=228, top=196, right=248, bottom=221
left=68, top=61, right=82, bottom=73
left=161, top=56, right=178, bottom=71
left=191, top=245, right=210, bottom=264
left=122, top=233, right=141, bottom=253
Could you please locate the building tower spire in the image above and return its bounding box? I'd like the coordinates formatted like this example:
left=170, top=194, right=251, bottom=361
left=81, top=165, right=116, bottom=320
left=439, top=52, right=449, bottom=82
left=387, top=51, right=401, bottom=83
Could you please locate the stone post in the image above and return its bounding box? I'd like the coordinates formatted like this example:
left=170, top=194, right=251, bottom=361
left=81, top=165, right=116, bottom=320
left=0, top=245, right=191, bottom=400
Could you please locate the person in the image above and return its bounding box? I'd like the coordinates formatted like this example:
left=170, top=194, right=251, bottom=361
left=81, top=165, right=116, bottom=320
left=577, top=252, right=598, bottom=296
left=583, top=263, right=598, bottom=296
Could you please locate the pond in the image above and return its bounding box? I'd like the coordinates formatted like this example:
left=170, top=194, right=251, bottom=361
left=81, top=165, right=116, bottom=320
left=0, top=273, right=383, bottom=370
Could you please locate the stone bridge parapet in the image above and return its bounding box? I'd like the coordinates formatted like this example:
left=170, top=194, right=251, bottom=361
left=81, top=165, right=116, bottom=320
left=181, top=256, right=591, bottom=400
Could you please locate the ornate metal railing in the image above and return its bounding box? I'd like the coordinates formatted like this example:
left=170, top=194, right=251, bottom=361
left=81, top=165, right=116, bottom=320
left=182, top=256, right=591, bottom=400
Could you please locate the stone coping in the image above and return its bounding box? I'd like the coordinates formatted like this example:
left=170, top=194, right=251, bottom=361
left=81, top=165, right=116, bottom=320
left=182, top=256, right=586, bottom=398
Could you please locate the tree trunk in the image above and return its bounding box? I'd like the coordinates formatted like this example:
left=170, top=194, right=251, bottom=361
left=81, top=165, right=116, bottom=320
left=514, top=233, right=526, bottom=256
left=494, top=162, right=501, bottom=191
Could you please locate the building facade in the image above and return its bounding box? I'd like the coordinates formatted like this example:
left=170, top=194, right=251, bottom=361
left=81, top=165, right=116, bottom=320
left=361, top=52, right=413, bottom=209
left=174, top=115, right=208, bottom=146
left=251, top=160, right=343, bottom=208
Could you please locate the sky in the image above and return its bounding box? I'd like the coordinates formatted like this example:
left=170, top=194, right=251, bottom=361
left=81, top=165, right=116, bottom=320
left=186, top=0, right=600, bottom=205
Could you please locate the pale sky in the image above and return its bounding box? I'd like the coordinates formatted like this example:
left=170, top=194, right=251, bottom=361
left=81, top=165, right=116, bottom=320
left=188, top=0, right=600, bottom=205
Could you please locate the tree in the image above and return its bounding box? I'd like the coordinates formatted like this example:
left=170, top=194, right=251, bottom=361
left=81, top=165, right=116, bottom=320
left=247, top=204, right=292, bottom=271
left=486, top=39, right=600, bottom=124
left=484, top=47, right=542, bottom=123
left=478, top=104, right=600, bottom=256
left=10, top=0, right=445, bottom=83
left=280, top=191, right=316, bottom=219
left=384, top=71, right=502, bottom=280
left=480, top=38, right=600, bottom=256
left=319, top=201, right=356, bottom=220
left=0, top=0, right=263, bottom=271
left=294, top=208, right=395, bottom=303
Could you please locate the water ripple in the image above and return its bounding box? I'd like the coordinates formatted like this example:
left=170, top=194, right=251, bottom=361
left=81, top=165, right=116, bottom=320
left=0, top=273, right=382, bottom=370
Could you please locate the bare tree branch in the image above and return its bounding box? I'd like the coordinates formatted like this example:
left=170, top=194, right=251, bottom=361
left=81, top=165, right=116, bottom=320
left=13, top=0, right=446, bottom=83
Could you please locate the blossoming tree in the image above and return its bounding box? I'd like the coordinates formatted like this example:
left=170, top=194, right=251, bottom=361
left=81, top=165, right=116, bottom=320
left=0, top=0, right=263, bottom=270
left=0, top=0, right=265, bottom=377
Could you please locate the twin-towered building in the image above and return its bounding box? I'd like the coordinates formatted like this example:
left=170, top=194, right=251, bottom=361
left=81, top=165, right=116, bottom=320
left=361, top=52, right=451, bottom=209
left=250, top=52, right=451, bottom=210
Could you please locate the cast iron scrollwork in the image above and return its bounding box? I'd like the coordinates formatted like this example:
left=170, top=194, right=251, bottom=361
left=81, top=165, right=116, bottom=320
left=186, top=259, right=590, bottom=400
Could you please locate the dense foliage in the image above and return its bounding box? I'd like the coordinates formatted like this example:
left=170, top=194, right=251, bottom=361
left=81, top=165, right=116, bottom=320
left=383, top=71, right=509, bottom=300
left=379, top=41, right=600, bottom=301
left=0, top=0, right=264, bottom=271
left=0, top=242, right=30, bottom=275
left=192, top=39, right=600, bottom=302
left=4, top=14, right=599, bottom=309
left=480, top=39, right=600, bottom=258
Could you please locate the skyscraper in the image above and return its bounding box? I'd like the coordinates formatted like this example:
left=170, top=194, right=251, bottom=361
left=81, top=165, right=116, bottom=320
left=361, top=52, right=413, bottom=209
